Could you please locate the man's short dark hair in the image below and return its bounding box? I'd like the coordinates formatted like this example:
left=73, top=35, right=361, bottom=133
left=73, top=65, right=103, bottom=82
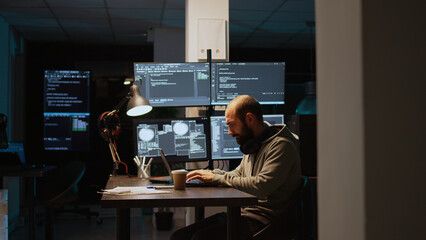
left=234, top=95, right=263, bottom=124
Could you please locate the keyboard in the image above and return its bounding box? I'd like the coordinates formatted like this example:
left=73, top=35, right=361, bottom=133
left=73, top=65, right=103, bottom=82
left=186, top=179, right=218, bottom=187
left=149, top=176, right=172, bottom=183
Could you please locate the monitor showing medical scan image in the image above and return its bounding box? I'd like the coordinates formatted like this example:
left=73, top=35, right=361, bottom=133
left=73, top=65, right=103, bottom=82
left=134, top=62, right=211, bottom=107
left=210, top=62, right=285, bottom=105
left=133, top=117, right=211, bottom=163
left=210, top=114, right=284, bottom=160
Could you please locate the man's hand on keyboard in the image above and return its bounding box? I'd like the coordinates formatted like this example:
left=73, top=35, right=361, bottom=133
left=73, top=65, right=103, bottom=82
left=186, top=169, right=214, bottom=183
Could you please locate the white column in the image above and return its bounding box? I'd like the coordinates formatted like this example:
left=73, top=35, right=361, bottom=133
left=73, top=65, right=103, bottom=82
left=316, top=0, right=365, bottom=239
left=184, top=0, right=229, bottom=117
left=185, top=0, right=229, bottom=62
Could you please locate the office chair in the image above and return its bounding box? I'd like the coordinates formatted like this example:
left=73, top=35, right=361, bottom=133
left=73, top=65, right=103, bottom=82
left=251, top=176, right=312, bottom=240
left=37, top=160, right=101, bottom=239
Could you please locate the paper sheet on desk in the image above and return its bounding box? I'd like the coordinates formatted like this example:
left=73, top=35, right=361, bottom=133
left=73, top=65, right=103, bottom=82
left=101, top=186, right=171, bottom=196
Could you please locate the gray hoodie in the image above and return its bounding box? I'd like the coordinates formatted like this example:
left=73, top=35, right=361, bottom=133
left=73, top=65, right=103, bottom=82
left=212, top=123, right=302, bottom=224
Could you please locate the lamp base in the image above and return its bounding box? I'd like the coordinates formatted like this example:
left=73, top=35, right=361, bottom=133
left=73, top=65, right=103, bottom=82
left=111, top=168, right=118, bottom=176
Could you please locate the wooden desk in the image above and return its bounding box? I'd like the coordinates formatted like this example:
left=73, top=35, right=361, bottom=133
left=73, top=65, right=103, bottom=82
left=101, top=176, right=258, bottom=240
left=0, top=165, right=56, bottom=240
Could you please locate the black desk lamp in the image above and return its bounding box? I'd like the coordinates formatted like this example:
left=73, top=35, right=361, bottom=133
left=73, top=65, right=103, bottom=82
left=98, top=84, right=152, bottom=176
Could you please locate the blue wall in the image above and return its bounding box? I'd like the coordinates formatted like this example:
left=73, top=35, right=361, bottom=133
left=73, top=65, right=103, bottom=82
left=0, top=15, right=24, bottom=231
left=0, top=16, right=24, bottom=141
left=0, top=16, right=11, bottom=140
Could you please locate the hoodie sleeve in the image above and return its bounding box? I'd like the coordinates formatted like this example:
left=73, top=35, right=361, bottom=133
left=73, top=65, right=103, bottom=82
left=212, top=137, right=298, bottom=198
left=212, top=156, right=246, bottom=177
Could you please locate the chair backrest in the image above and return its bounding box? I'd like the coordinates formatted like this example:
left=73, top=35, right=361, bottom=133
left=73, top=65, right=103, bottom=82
left=299, top=176, right=315, bottom=240
left=251, top=176, right=310, bottom=240
left=37, top=161, right=86, bottom=206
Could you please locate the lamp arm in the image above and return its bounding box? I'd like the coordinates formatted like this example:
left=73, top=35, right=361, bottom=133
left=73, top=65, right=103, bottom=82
left=106, top=93, right=132, bottom=117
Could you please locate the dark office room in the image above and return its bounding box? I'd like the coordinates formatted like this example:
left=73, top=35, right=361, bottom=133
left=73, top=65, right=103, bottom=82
left=0, top=0, right=424, bottom=240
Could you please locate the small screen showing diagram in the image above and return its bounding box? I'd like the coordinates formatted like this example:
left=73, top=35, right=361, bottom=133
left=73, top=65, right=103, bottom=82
left=134, top=117, right=211, bottom=163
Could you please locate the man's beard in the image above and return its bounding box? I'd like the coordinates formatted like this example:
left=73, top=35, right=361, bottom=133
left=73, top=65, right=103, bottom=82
left=235, top=122, right=255, bottom=146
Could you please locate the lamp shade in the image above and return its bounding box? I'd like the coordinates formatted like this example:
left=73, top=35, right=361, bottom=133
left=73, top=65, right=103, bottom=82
left=126, top=85, right=152, bottom=116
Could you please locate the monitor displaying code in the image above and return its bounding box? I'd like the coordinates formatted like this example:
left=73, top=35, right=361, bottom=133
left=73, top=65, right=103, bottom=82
left=210, top=114, right=284, bottom=159
left=134, top=62, right=210, bottom=107
left=43, top=70, right=90, bottom=151
left=211, top=62, right=285, bottom=105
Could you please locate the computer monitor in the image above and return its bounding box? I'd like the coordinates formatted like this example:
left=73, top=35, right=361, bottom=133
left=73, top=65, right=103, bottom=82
left=210, top=114, right=285, bottom=160
left=133, top=117, right=211, bottom=163
left=43, top=70, right=90, bottom=151
left=210, top=62, right=285, bottom=105
left=134, top=62, right=211, bottom=107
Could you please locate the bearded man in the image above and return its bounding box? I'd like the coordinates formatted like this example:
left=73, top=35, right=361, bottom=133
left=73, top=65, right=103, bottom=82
left=170, top=95, right=301, bottom=240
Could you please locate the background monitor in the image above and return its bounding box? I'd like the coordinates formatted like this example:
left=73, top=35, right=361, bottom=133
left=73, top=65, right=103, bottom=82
left=210, top=62, right=285, bottom=105
left=134, top=62, right=211, bottom=107
left=210, top=114, right=285, bottom=160
left=133, top=117, right=211, bottom=163
left=43, top=70, right=90, bottom=151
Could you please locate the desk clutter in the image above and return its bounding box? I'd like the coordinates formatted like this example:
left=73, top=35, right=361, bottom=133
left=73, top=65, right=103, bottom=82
left=134, top=156, right=152, bottom=179
left=100, top=186, right=171, bottom=196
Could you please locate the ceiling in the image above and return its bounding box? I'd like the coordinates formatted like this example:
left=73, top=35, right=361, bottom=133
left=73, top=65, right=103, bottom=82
left=0, top=0, right=315, bottom=49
